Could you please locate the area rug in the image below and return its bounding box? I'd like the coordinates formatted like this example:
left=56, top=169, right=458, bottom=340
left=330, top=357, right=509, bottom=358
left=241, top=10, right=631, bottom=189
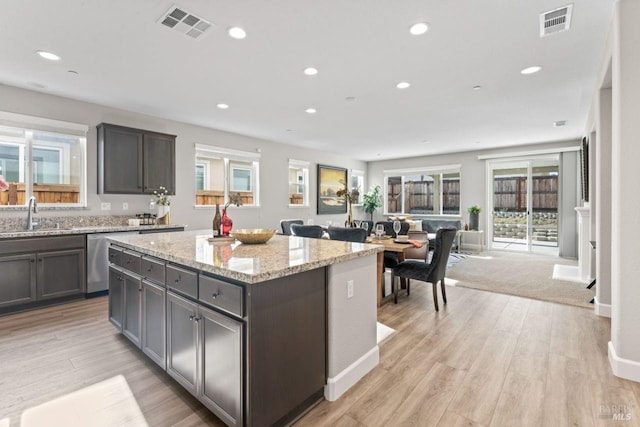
left=445, top=251, right=595, bottom=308
left=376, top=322, right=396, bottom=345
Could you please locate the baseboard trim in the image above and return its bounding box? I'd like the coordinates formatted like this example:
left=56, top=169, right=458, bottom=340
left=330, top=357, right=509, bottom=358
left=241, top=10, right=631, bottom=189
left=608, top=341, right=640, bottom=382
left=324, top=345, right=379, bottom=402
left=594, top=297, right=611, bottom=318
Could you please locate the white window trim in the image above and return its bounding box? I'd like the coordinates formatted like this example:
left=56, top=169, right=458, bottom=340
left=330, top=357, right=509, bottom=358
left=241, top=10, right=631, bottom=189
left=0, top=113, right=87, bottom=208
left=350, top=168, right=365, bottom=206
left=384, top=165, right=461, bottom=216
left=195, top=143, right=261, bottom=207
left=288, top=158, right=310, bottom=207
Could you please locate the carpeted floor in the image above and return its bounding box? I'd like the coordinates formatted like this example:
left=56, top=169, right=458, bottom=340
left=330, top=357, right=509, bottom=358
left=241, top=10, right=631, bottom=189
left=445, top=250, right=595, bottom=308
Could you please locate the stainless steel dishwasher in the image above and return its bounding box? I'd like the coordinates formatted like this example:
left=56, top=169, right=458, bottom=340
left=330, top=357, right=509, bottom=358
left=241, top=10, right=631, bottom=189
left=87, top=232, right=139, bottom=294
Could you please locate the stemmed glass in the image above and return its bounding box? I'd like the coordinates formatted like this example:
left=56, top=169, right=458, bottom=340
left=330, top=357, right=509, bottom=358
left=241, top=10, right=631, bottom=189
left=393, top=220, right=401, bottom=237
left=360, top=221, right=369, bottom=234
left=375, top=224, right=385, bottom=239
left=353, top=219, right=361, bottom=228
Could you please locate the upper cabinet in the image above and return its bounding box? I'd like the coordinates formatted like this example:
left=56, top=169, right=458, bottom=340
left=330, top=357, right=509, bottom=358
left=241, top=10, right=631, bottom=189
left=97, top=123, right=176, bottom=195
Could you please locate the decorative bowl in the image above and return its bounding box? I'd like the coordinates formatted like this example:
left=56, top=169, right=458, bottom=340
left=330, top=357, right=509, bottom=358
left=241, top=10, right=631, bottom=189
left=231, top=228, right=276, bottom=244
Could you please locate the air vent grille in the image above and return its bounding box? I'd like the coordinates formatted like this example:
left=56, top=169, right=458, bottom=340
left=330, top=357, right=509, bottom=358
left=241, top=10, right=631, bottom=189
left=158, top=5, right=213, bottom=40
left=539, top=4, right=573, bottom=37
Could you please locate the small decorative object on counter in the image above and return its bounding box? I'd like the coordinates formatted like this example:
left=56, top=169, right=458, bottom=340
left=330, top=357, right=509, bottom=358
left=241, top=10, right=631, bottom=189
left=336, top=180, right=356, bottom=226
left=221, top=193, right=243, bottom=236
left=213, top=203, right=222, bottom=237
left=154, top=186, right=171, bottom=225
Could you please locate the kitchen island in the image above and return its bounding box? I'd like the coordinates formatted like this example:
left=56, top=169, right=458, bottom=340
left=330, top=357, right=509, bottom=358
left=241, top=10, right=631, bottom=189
left=107, top=229, right=382, bottom=427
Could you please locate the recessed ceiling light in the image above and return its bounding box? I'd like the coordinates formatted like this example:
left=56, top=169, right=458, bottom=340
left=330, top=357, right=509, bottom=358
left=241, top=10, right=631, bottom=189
left=227, top=27, right=247, bottom=39
left=396, top=81, right=411, bottom=89
left=216, top=103, right=229, bottom=109
left=36, top=50, right=61, bottom=61
left=286, top=129, right=292, bottom=132
left=473, top=85, right=482, bottom=90
left=554, top=120, right=567, bottom=127
left=305, top=108, right=317, bottom=114
left=521, top=66, right=542, bottom=75
left=422, top=140, right=432, bottom=144
left=28, top=82, right=47, bottom=89
left=345, top=96, right=356, bottom=102
left=67, top=70, right=79, bottom=75
left=303, top=67, right=318, bottom=76
left=409, top=22, right=429, bottom=35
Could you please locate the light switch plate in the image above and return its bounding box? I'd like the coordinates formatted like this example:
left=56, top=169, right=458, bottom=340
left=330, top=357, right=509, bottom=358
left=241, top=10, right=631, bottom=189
left=101, top=202, right=111, bottom=210
left=347, top=280, right=354, bottom=299
left=122, top=202, right=128, bottom=210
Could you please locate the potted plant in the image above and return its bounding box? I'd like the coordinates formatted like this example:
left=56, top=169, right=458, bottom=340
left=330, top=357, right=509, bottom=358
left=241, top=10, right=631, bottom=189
left=362, top=185, right=383, bottom=223
left=468, top=205, right=481, bottom=231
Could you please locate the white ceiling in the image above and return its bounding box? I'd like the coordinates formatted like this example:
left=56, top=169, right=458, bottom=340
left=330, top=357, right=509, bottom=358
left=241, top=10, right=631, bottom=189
left=0, top=0, right=614, bottom=161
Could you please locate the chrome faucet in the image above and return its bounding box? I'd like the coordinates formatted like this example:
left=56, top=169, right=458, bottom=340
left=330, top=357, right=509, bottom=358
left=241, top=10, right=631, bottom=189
left=27, top=196, right=38, bottom=230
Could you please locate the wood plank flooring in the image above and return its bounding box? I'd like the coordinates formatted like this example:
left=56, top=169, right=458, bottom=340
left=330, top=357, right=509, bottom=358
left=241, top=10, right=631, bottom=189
left=1, top=284, right=639, bottom=426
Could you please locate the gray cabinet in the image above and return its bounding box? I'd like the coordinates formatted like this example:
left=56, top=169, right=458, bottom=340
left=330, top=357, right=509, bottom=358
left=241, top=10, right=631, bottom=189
left=0, top=254, right=37, bottom=308
left=122, top=270, right=142, bottom=347
left=37, top=248, right=85, bottom=300
left=0, top=235, right=86, bottom=312
left=166, top=291, right=199, bottom=395
left=142, top=279, right=166, bottom=369
left=199, top=305, right=243, bottom=427
left=97, top=123, right=176, bottom=195
left=108, top=266, right=124, bottom=331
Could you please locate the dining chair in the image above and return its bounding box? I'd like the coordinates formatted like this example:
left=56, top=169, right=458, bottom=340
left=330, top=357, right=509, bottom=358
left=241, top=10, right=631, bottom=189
left=327, top=226, right=368, bottom=243
left=382, top=230, right=428, bottom=297
left=290, top=224, right=324, bottom=238
left=391, top=228, right=457, bottom=310
left=280, top=219, right=304, bottom=235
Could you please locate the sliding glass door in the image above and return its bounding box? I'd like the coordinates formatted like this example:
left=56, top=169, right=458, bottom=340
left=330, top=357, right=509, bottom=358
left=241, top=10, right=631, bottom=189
left=488, top=156, right=559, bottom=254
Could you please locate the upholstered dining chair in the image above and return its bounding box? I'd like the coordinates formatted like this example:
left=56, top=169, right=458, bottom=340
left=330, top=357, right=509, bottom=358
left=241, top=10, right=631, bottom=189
left=280, top=219, right=304, bottom=235
left=381, top=230, right=428, bottom=296
left=327, top=226, right=368, bottom=243
left=391, top=228, right=457, bottom=310
left=290, top=224, right=324, bottom=238
left=375, top=221, right=409, bottom=238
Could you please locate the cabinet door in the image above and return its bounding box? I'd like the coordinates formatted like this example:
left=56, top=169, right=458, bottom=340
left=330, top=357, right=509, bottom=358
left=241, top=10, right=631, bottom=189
left=166, top=291, right=199, bottom=395
left=100, top=125, right=143, bottom=193
left=0, top=254, right=37, bottom=308
left=37, top=248, right=85, bottom=300
left=108, top=266, right=124, bottom=331
left=122, top=270, right=142, bottom=347
left=199, top=305, right=243, bottom=427
left=143, top=133, right=175, bottom=194
left=142, top=280, right=166, bottom=369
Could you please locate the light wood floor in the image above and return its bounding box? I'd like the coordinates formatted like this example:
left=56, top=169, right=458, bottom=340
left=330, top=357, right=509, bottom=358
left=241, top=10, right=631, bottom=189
left=1, top=285, right=639, bottom=427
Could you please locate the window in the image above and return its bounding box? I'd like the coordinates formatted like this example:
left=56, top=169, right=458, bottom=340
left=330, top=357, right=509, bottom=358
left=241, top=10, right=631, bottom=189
left=195, top=144, right=260, bottom=206
left=0, top=112, right=87, bottom=207
left=384, top=165, right=460, bottom=215
left=350, top=169, right=365, bottom=205
left=288, top=159, right=309, bottom=206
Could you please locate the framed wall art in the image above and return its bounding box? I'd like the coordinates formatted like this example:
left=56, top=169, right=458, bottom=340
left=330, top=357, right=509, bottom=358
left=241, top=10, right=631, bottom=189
left=317, top=164, right=347, bottom=215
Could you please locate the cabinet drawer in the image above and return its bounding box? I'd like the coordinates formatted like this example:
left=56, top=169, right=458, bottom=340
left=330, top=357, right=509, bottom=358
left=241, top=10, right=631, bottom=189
left=108, top=246, right=123, bottom=266
left=141, top=256, right=165, bottom=285
left=0, top=235, right=85, bottom=255
left=166, top=264, right=197, bottom=298
left=199, top=275, right=243, bottom=317
left=120, top=250, right=142, bottom=274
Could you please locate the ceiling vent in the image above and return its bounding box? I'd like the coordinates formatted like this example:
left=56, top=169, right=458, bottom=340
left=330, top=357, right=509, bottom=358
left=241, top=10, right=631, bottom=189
left=554, top=120, right=568, bottom=127
left=539, top=4, right=573, bottom=37
left=158, top=5, right=213, bottom=40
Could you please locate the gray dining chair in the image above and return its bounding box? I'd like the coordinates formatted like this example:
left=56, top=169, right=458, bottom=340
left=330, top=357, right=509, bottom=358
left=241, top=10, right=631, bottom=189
left=391, top=228, right=457, bottom=310
left=290, top=224, right=324, bottom=238
left=327, top=226, right=368, bottom=243
left=375, top=221, right=409, bottom=238
left=280, top=219, right=304, bottom=235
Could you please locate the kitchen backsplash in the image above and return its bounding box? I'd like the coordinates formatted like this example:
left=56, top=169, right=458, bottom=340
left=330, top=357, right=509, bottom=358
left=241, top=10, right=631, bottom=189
left=0, top=215, right=135, bottom=232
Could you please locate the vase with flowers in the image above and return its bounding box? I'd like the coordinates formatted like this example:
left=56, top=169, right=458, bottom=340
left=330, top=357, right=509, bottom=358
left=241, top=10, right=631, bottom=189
left=222, top=192, right=243, bottom=236
left=153, top=186, right=171, bottom=225
left=336, top=180, right=357, bottom=226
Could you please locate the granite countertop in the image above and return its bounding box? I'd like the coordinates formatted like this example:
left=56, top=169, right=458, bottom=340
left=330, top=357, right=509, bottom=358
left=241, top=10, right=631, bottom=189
left=107, top=229, right=383, bottom=284
left=0, top=224, right=185, bottom=239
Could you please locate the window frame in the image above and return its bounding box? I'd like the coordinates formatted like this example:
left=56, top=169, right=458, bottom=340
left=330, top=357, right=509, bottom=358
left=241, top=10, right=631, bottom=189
left=288, top=159, right=310, bottom=207
left=383, top=164, right=461, bottom=216
left=194, top=144, right=260, bottom=207
left=0, top=111, right=88, bottom=209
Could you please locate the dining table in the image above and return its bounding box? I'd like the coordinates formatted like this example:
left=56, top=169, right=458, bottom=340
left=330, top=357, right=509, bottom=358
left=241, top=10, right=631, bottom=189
left=370, top=236, right=420, bottom=306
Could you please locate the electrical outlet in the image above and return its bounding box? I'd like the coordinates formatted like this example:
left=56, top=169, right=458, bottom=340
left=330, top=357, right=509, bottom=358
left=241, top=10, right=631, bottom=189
left=347, top=280, right=354, bottom=299
left=101, top=202, right=111, bottom=211
left=122, top=202, right=128, bottom=210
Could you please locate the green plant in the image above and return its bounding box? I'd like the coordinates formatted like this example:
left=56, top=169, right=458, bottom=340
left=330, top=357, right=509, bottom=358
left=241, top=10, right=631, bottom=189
left=362, top=185, right=383, bottom=221
left=468, top=205, right=481, bottom=214
left=224, top=192, right=243, bottom=210
left=153, top=186, right=171, bottom=206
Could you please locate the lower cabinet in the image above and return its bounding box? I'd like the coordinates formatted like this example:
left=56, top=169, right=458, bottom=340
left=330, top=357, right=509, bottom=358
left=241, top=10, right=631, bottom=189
left=166, top=291, right=243, bottom=427
left=37, top=248, right=85, bottom=300
left=0, top=254, right=37, bottom=308
left=108, top=266, right=124, bottom=331
left=122, top=270, right=142, bottom=347
left=142, top=280, right=166, bottom=369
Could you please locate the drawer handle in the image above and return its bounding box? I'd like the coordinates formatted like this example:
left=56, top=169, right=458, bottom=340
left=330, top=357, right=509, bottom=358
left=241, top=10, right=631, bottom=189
left=211, top=292, right=220, bottom=299
left=194, top=317, right=201, bottom=323
left=147, top=266, right=153, bottom=272
left=189, top=314, right=195, bottom=321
